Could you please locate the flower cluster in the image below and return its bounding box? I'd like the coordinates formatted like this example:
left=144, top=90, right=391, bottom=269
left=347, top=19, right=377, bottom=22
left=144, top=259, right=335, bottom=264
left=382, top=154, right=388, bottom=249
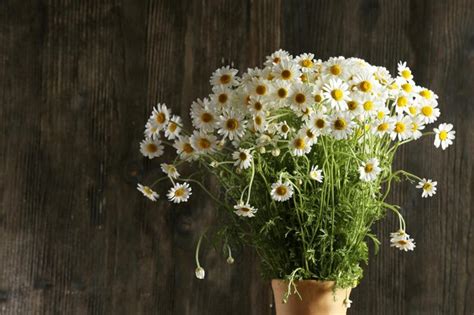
left=137, top=50, right=454, bottom=287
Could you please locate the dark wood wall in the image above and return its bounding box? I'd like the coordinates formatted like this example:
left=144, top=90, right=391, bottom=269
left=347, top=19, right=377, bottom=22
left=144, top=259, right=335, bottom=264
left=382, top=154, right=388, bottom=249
left=0, top=0, right=473, bottom=314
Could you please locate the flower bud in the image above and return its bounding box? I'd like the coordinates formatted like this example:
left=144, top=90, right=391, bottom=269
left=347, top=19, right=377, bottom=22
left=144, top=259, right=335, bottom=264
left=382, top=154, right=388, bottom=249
left=259, top=146, right=266, bottom=154
left=226, top=256, right=234, bottom=264
left=271, top=148, right=280, bottom=156
left=195, top=267, right=205, bottom=280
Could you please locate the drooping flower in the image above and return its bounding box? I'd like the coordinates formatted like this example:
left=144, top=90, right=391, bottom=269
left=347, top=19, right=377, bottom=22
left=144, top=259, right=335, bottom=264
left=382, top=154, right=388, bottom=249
left=161, top=163, right=180, bottom=179
left=233, top=202, right=258, bottom=218
left=195, top=266, right=206, bottom=280
left=137, top=184, right=159, bottom=201
left=391, top=237, right=416, bottom=251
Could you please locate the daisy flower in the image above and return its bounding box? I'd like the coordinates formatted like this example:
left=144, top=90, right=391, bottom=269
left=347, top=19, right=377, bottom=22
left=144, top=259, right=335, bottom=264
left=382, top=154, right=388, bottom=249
left=294, top=53, right=315, bottom=73
left=419, top=102, right=440, bottom=124
left=417, top=87, right=438, bottom=103
left=174, top=136, right=198, bottom=161
left=374, top=66, right=392, bottom=85
left=394, top=94, right=411, bottom=115
left=164, top=115, right=182, bottom=140
left=397, top=61, right=413, bottom=80
left=271, top=79, right=291, bottom=106
left=346, top=99, right=363, bottom=117
left=329, top=113, right=355, bottom=140
left=210, top=65, right=239, bottom=87
left=359, top=158, right=382, bottom=182
left=167, top=182, right=192, bottom=203
left=211, top=85, right=233, bottom=109
left=265, top=49, right=291, bottom=67
left=218, top=110, right=246, bottom=141
left=290, top=134, right=311, bottom=156
left=391, top=237, right=416, bottom=251
left=233, top=202, right=258, bottom=217
left=416, top=178, right=437, bottom=198
left=322, top=56, right=348, bottom=80
left=190, top=98, right=217, bottom=132
left=390, top=115, right=412, bottom=141
left=270, top=180, right=294, bottom=202
left=373, top=117, right=394, bottom=137
left=308, top=112, right=329, bottom=136
left=390, top=229, right=410, bottom=242
left=161, top=163, right=180, bottom=179
left=150, top=103, right=170, bottom=131
left=190, top=131, right=217, bottom=154
left=299, top=126, right=317, bottom=145
left=248, top=77, right=272, bottom=97
left=276, top=121, right=291, bottom=139
left=343, top=298, right=352, bottom=309
left=248, top=95, right=266, bottom=114
left=140, top=138, right=164, bottom=159
left=144, top=120, right=160, bottom=139
left=252, top=113, right=268, bottom=133
left=232, top=148, right=253, bottom=169
left=410, top=115, right=425, bottom=140
left=272, top=59, right=301, bottom=82
left=137, top=183, right=159, bottom=201
left=434, top=123, right=455, bottom=150
left=289, top=83, right=313, bottom=112
left=309, top=165, right=323, bottom=182
left=351, top=70, right=379, bottom=94
left=322, top=78, right=350, bottom=111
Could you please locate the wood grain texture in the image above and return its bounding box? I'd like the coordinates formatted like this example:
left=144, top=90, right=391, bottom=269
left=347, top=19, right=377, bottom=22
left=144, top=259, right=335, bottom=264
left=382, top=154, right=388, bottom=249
left=0, top=0, right=472, bottom=314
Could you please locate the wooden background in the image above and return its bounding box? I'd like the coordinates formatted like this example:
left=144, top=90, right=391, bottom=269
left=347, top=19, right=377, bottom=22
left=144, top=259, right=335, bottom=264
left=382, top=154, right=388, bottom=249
left=0, top=0, right=473, bottom=314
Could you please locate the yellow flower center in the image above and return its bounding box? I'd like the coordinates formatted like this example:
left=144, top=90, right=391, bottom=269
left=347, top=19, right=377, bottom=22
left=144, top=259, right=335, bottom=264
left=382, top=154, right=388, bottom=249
left=398, top=239, right=408, bottom=245
left=156, top=112, right=166, bottom=124
left=359, top=80, right=372, bottom=92
left=316, top=119, right=325, bottom=129
left=377, top=122, right=389, bottom=131
left=294, top=138, right=306, bottom=149
left=439, top=130, right=448, bottom=140
left=363, top=101, right=373, bottom=111
left=397, top=96, right=408, bottom=107
left=198, top=138, right=211, bottom=149
left=240, top=207, right=251, bottom=212
left=347, top=101, right=358, bottom=111
left=201, top=112, right=213, bottom=123
left=239, top=152, right=247, bottom=160
left=331, top=89, right=343, bottom=101
left=330, top=64, right=342, bottom=75
left=218, top=93, right=228, bottom=104
left=174, top=188, right=185, bottom=197
left=226, top=118, right=239, bottom=131
left=421, top=106, right=433, bottom=117
left=334, top=118, right=347, bottom=130
left=408, top=106, right=417, bottom=115
left=364, top=163, right=374, bottom=173
left=183, top=143, right=194, bottom=153
left=395, top=122, right=405, bottom=133
left=314, top=94, right=322, bottom=103
left=402, top=83, right=412, bottom=93
left=281, top=69, right=292, bottom=79
left=420, top=89, right=432, bottom=99
left=147, top=143, right=158, bottom=152
left=377, top=111, right=385, bottom=119
left=412, top=123, right=418, bottom=131
left=306, top=129, right=315, bottom=138
left=220, top=74, right=231, bottom=84
left=300, top=73, right=308, bottom=82
left=277, top=88, right=288, bottom=98
left=254, top=102, right=263, bottom=111
left=256, top=85, right=267, bottom=95
left=276, top=186, right=287, bottom=196
left=301, top=59, right=313, bottom=67
left=423, top=183, right=432, bottom=190
left=281, top=124, right=289, bottom=133
left=273, top=57, right=281, bottom=64
left=168, top=122, right=177, bottom=132
left=401, top=69, right=411, bottom=79
left=295, top=93, right=306, bottom=104
left=255, top=116, right=262, bottom=126
left=143, top=186, right=153, bottom=195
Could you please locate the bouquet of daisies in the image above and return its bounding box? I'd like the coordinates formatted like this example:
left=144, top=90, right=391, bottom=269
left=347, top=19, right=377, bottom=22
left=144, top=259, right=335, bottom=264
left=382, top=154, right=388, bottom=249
left=138, top=50, right=455, bottom=288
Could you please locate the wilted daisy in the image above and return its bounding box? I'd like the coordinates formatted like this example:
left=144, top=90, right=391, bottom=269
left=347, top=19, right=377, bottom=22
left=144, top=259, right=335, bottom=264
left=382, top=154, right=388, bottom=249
left=137, top=184, right=159, bottom=201
left=164, top=115, right=182, bottom=140
left=330, top=113, right=354, bottom=140
left=210, top=66, right=239, bottom=87
left=161, top=163, right=180, bottom=179
left=416, top=178, right=437, bottom=198
left=322, top=78, right=350, bottom=111
left=391, top=237, right=416, bottom=251
left=232, top=148, right=253, bottom=169
left=190, top=98, right=217, bottom=132
left=190, top=131, right=217, bottom=154
left=150, top=103, right=170, bottom=131
left=218, top=110, right=246, bottom=141
left=167, top=182, right=192, bottom=203
left=290, top=135, right=311, bottom=156
left=140, top=138, right=164, bottom=159
left=174, top=136, right=198, bottom=161
left=434, top=123, right=455, bottom=150
left=359, top=158, right=382, bottom=182
left=233, top=202, right=257, bottom=217
left=309, top=165, right=323, bottom=182
left=270, top=180, right=294, bottom=202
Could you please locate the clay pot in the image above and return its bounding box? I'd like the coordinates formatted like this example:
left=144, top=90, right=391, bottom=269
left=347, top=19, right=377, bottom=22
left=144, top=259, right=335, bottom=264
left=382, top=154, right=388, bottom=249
left=271, top=279, right=351, bottom=315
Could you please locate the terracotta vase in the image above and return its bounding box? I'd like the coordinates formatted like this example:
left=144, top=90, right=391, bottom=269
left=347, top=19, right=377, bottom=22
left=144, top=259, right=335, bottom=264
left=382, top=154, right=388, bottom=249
left=271, top=279, right=351, bottom=315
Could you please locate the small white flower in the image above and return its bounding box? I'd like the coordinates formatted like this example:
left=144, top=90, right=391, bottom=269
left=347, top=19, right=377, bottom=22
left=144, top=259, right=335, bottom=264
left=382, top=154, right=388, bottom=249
left=397, top=61, right=413, bottom=80
left=294, top=53, right=315, bottom=73
left=272, top=59, right=301, bottom=82
left=265, top=49, right=291, bottom=66
left=218, top=110, right=246, bottom=141
left=190, top=98, right=217, bottom=132
left=174, top=136, right=198, bottom=161
left=232, top=148, right=253, bottom=169
left=211, top=85, right=233, bottom=109
left=167, top=182, right=192, bottom=203
left=270, top=180, right=294, bottom=202
left=233, top=202, right=258, bottom=217
left=161, top=163, right=180, bottom=179
left=150, top=103, right=170, bottom=131
left=226, top=256, right=235, bottom=264
left=434, top=123, right=455, bottom=150
left=322, top=78, right=350, bottom=111
left=290, top=135, right=311, bottom=156
left=137, top=184, right=159, bottom=201
left=195, top=266, right=205, bottom=280
left=343, top=298, right=352, bottom=309
left=390, top=115, right=413, bottom=141
left=290, top=83, right=313, bottom=112
left=309, top=165, right=323, bottom=183
left=410, top=115, right=425, bottom=140
left=391, top=237, right=416, bottom=251
left=210, top=65, right=239, bottom=87
left=190, top=131, right=217, bottom=154
left=276, top=121, right=291, bottom=139
left=390, top=230, right=410, bottom=242
left=144, top=120, right=160, bottom=139
left=359, top=158, right=382, bottom=182
left=164, top=115, right=182, bottom=140
left=419, top=102, right=440, bottom=124
left=140, top=138, right=164, bottom=159
left=416, top=178, right=437, bottom=198
left=329, top=113, right=355, bottom=140
left=308, top=112, right=329, bottom=136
